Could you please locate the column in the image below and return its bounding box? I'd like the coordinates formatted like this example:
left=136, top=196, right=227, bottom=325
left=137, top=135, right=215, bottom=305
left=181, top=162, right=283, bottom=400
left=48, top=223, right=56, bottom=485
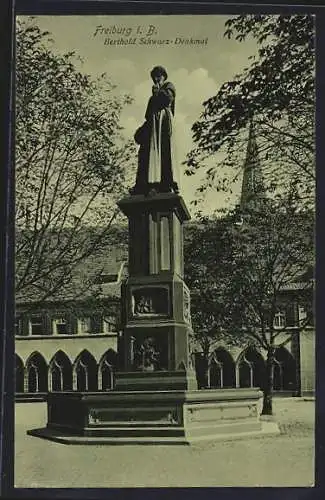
left=235, top=364, right=240, bottom=388
left=24, top=367, right=29, bottom=392
left=160, top=215, right=171, bottom=271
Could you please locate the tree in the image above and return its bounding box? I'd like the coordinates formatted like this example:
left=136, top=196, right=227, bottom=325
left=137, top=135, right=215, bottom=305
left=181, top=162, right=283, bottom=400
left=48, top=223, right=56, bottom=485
left=15, top=19, right=136, bottom=306
left=185, top=15, right=315, bottom=208
left=184, top=196, right=314, bottom=414
left=228, top=198, right=314, bottom=414
left=184, top=216, right=242, bottom=386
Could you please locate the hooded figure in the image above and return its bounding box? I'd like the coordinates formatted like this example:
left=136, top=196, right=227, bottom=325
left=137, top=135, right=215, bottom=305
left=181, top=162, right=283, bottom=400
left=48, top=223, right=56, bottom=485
left=133, top=66, right=179, bottom=194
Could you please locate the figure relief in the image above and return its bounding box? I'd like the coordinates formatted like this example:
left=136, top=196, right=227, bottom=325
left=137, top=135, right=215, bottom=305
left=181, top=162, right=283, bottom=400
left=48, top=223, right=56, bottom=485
left=134, top=337, right=160, bottom=372
left=134, top=294, right=154, bottom=315
left=132, top=287, right=169, bottom=316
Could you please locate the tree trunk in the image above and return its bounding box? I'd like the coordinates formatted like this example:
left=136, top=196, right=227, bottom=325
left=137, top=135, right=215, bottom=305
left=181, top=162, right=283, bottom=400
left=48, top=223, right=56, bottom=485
left=261, top=347, right=274, bottom=415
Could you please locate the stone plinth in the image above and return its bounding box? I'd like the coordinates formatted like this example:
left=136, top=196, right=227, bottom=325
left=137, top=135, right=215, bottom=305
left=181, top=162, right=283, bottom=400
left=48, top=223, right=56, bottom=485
left=27, top=388, right=279, bottom=445
left=117, top=192, right=195, bottom=383
left=115, top=369, right=198, bottom=391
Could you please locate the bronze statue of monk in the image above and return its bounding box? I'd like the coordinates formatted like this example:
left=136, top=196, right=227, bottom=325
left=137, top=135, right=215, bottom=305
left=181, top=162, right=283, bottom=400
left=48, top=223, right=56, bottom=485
left=133, top=66, right=179, bottom=194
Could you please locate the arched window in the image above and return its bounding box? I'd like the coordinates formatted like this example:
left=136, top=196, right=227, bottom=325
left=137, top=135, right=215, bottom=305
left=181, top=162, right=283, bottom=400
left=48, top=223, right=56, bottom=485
left=100, top=360, right=114, bottom=391
left=99, top=349, right=117, bottom=391
left=15, top=355, right=24, bottom=393
left=26, top=352, right=48, bottom=393
left=49, top=351, right=73, bottom=391
left=273, top=346, right=296, bottom=391
left=238, top=347, right=265, bottom=390
left=212, top=348, right=236, bottom=388
left=74, top=350, right=97, bottom=391
left=209, top=359, right=222, bottom=388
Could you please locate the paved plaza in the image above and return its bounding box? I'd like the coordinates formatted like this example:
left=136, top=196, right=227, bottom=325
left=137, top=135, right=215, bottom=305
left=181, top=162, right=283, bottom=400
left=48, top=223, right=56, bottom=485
left=14, top=397, right=314, bottom=488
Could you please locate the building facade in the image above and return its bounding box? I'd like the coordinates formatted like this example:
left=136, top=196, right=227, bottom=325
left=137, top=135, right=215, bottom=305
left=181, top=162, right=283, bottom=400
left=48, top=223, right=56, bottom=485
left=15, top=245, right=126, bottom=401
left=193, top=296, right=315, bottom=396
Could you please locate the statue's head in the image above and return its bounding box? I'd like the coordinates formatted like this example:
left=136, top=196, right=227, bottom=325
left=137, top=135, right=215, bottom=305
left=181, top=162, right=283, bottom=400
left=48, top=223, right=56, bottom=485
left=150, top=66, right=168, bottom=85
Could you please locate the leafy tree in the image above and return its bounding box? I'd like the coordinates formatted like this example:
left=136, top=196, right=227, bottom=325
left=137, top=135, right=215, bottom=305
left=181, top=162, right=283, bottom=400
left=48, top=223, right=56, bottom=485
left=15, top=19, right=135, bottom=306
left=184, top=216, right=242, bottom=386
left=185, top=15, right=315, bottom=208
left=229, top=198, right=313, bottom=414
left=184, top=196, right=314, bottom=414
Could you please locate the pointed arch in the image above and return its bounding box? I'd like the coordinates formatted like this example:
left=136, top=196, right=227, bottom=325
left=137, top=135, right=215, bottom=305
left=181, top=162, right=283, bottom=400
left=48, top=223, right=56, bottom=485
left=15, top=354, right=24, bottom=393
left=237, top=346, right=265, bottom=390
left=209, top=347, right=236, bottom=388
left=274, top=346, right=296, bottom=391
left=49, top=350, right=73, bottom=391
left=73, top=350, right=98, bottom=391
left=98, top=349, right=117, bottom=391
left=209, top=358, right=222, bottom=388
left=99, top=348, right=118, bottom=367
left=25, top=351, right=48, bottom=392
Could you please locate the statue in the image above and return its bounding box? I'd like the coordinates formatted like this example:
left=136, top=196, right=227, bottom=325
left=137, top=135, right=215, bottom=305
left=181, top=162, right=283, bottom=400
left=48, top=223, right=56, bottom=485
left=132, top=66, right=179, bottom=195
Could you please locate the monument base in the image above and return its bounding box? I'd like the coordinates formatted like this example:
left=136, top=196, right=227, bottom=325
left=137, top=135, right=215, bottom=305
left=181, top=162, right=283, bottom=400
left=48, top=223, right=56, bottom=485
left=114, top=370, right=198, bottom=391
left=27, top=388, right=280, bottom=445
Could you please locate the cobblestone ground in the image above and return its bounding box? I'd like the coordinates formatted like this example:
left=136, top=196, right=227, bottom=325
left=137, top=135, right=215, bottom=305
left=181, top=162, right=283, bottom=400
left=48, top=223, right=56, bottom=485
left=14, top=398, right=314, bottom=488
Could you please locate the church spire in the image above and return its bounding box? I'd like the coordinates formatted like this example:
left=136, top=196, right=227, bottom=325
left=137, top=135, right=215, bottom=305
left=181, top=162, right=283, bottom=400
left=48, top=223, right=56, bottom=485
left=240, top=118, right=266, bottom=211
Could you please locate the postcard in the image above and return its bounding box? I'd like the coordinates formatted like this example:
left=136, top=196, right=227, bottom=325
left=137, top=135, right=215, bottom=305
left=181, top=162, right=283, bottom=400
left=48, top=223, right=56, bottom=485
left=8, top=5, right=317, bottom=492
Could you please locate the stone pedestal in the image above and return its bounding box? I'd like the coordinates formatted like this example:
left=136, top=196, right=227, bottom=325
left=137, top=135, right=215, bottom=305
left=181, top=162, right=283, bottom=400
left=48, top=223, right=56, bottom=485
left=28, top=388, right=280, bottom=445
left=116, top=192, right=197, bottom=390
left=27, top=191, right=280, bottom=444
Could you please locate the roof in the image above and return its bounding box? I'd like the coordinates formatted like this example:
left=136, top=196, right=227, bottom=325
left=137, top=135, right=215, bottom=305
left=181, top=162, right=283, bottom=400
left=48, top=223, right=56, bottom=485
left=16, top=227, right=129, bottom=305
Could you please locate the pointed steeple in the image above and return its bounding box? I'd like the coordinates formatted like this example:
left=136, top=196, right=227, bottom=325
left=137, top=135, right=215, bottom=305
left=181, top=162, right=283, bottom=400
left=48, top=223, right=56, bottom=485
left=240, top=118, right=266, bottom=211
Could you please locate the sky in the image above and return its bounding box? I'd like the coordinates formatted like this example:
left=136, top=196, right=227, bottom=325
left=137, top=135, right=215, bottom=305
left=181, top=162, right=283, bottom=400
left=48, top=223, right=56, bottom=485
left=21, top=14, right=259, bottom=216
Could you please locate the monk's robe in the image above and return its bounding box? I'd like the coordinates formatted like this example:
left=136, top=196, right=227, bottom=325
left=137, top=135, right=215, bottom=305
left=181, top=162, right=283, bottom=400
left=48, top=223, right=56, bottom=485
left=134, top=81, right=179, bottom=193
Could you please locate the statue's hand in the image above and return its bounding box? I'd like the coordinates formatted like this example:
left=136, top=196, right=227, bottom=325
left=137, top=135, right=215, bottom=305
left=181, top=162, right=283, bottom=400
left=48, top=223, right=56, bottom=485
left=152, top=84, right=160, bottom=94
